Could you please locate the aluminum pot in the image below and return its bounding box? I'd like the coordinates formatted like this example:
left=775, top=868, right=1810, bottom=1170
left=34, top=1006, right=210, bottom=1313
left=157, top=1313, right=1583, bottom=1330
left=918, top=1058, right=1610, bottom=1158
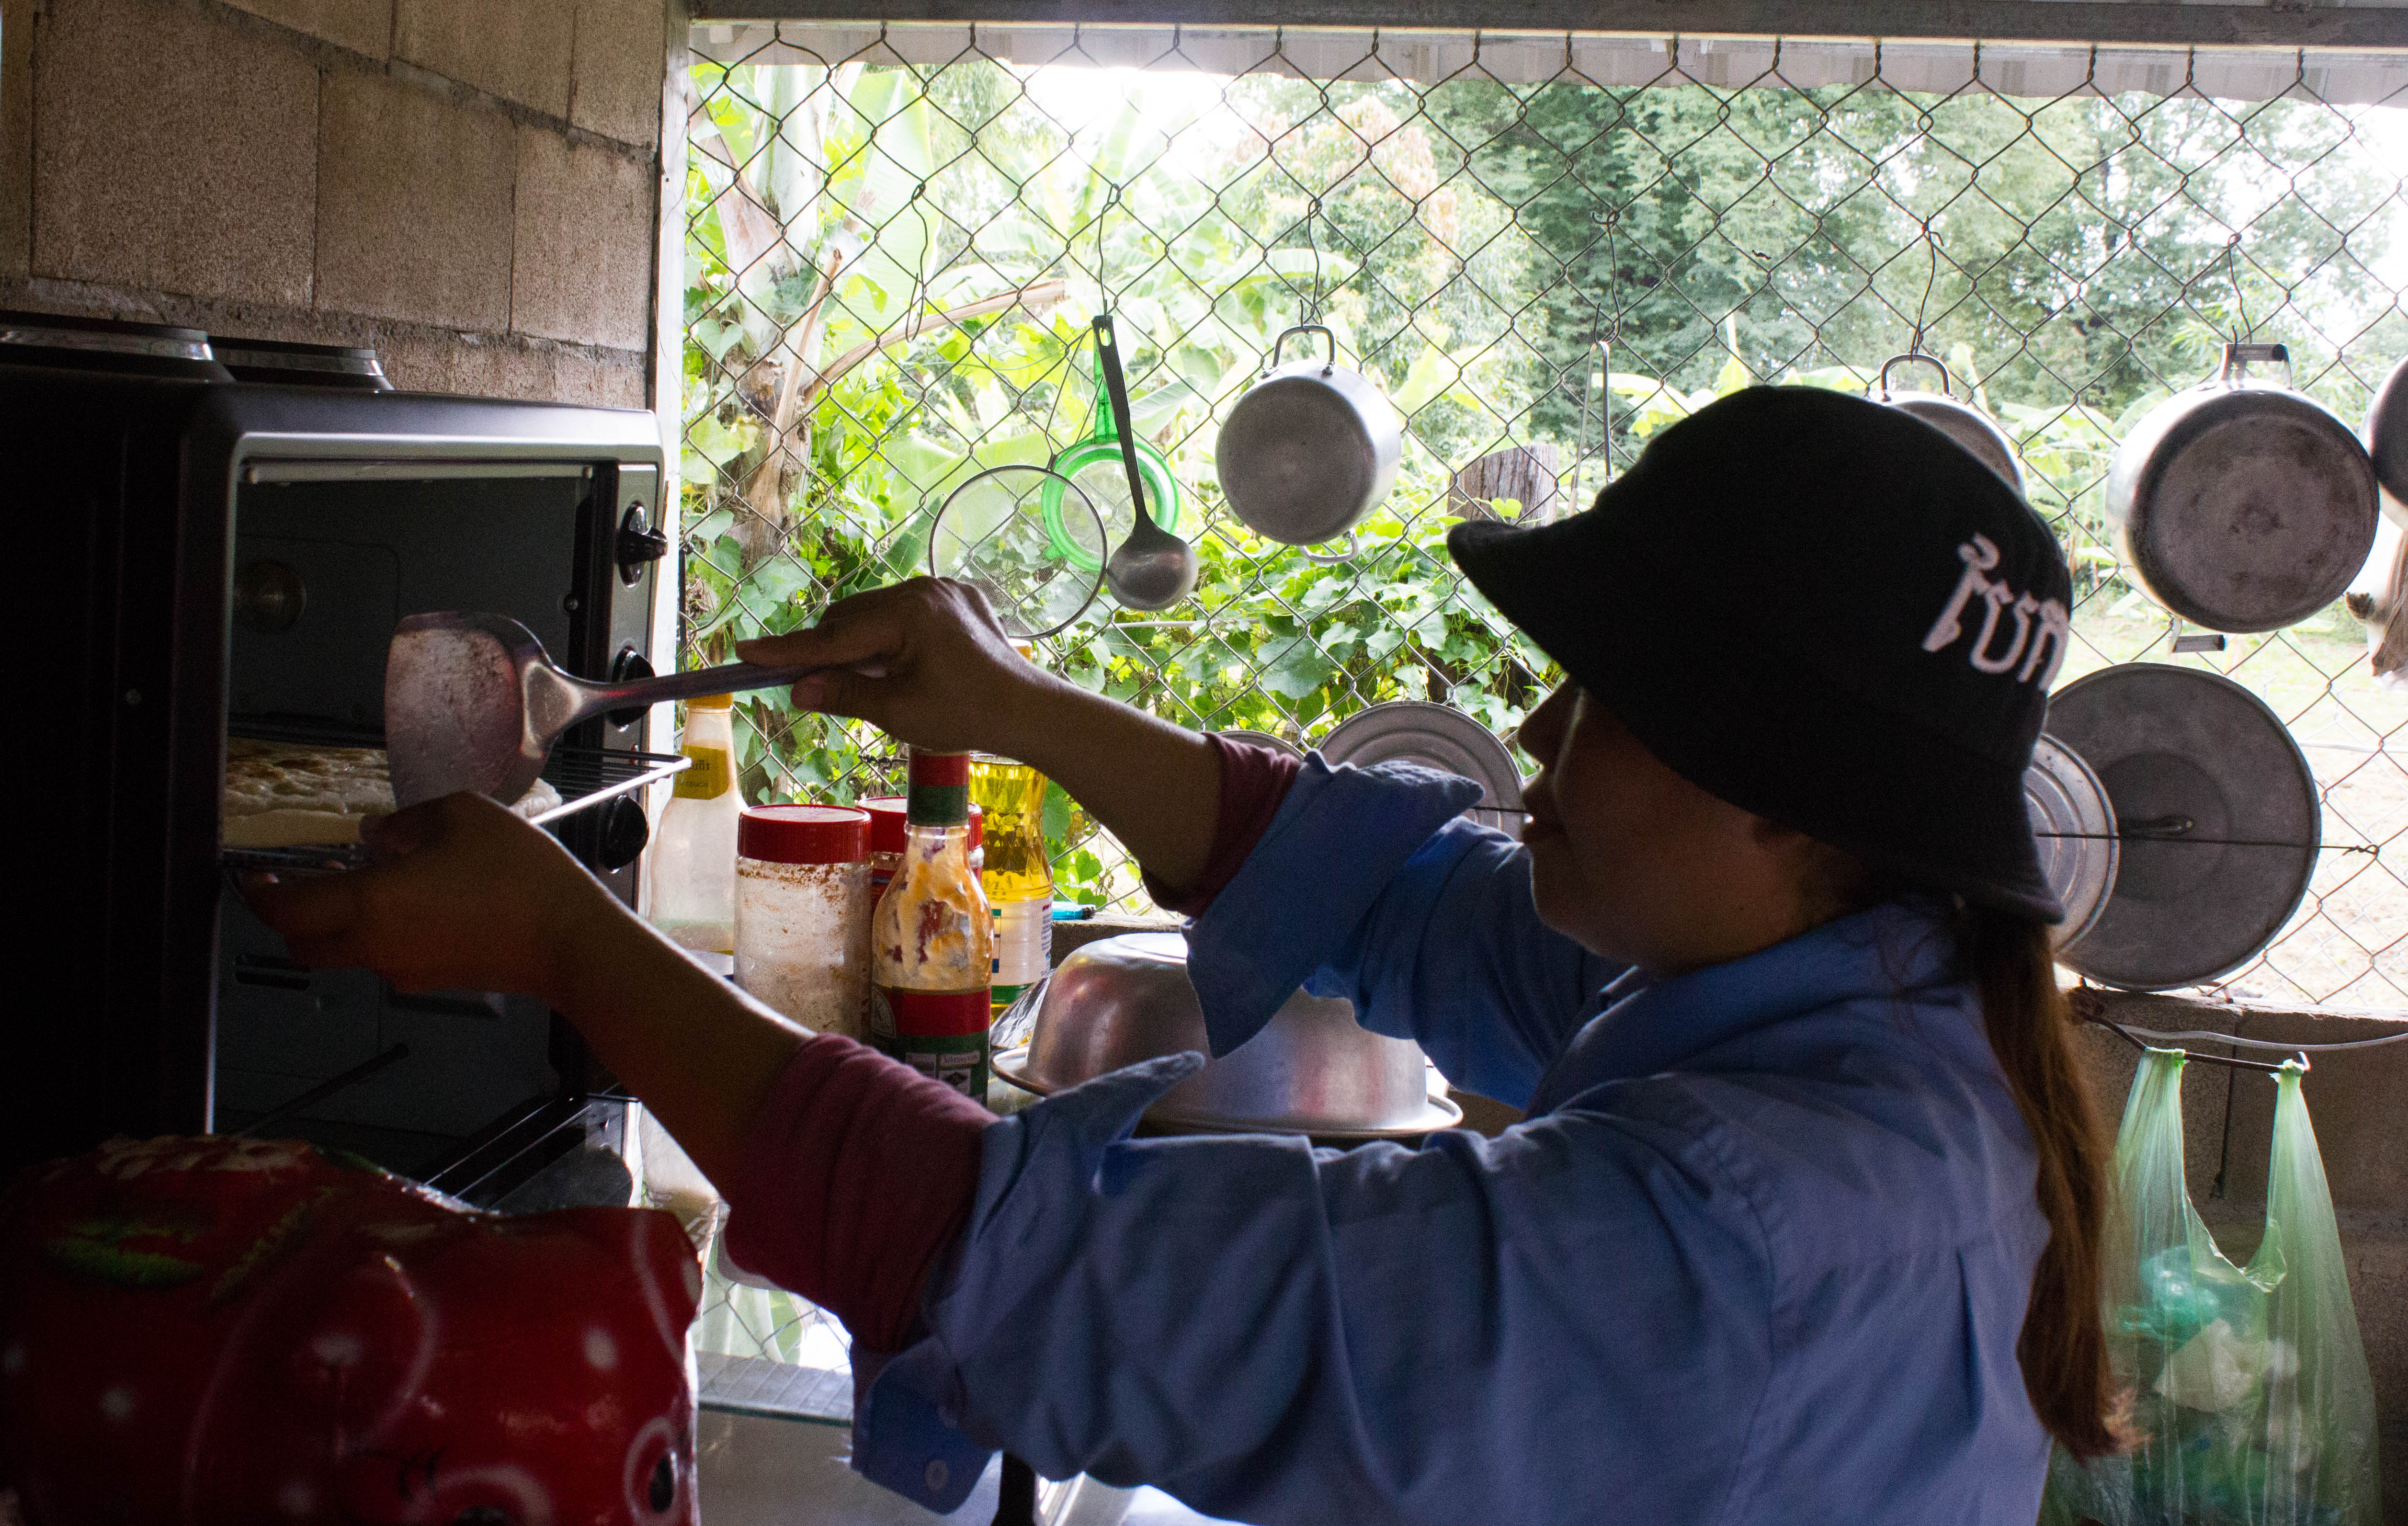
left=1868, top=353, right=2023, bottom=492
left=2106, top=342, right=2376, bottom=634
left=994, top=932, right=1461, bottom=1138
left=2362, top=351, right=2408, bottom=526
left=1215, top=324, right=1402, bottom=547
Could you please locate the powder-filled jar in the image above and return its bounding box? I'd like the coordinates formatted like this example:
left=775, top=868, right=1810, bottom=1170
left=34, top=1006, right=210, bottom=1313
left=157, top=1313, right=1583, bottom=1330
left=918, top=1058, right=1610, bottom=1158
left=734, top=805, right=872, bottom=1040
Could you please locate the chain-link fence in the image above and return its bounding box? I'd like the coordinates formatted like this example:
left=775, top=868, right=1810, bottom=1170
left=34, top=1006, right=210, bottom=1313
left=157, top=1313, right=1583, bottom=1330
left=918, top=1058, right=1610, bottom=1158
left=678, top=22, right=2408, bottom=1010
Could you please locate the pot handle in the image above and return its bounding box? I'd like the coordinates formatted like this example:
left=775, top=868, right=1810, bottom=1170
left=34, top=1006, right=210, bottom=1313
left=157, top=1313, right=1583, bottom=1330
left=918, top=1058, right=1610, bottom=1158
left=1874, top=352, right=1956, bottom=401
left=2220, top=342, right=2293, bottom=387
left=1302, top=530, right=1358, bottom=564
left=1272, top=323, right=1338, bottom=375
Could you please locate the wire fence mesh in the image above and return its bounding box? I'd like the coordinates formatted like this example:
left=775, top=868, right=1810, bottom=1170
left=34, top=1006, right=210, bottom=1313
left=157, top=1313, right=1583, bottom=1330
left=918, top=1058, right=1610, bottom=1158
left=678, top=24, right=2408, bottom=1011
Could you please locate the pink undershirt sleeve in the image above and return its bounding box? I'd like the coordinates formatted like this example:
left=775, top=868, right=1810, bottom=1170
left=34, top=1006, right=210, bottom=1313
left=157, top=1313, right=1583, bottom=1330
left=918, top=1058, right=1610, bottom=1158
left=716, top=732, right=1301, bottom=1348
left=1144, top=733, right=1303, bottom=916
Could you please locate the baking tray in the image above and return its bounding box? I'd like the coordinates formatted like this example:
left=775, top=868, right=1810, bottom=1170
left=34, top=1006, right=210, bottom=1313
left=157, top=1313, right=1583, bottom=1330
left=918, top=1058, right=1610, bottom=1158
left=220, top=741, right=689, bottom=872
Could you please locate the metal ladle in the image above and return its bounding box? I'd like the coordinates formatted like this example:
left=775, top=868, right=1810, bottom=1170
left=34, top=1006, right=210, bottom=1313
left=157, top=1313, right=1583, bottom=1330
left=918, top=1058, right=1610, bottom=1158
left=1094, top=314, right=1196, bottom=611
left=384, top=612, right=829, bottom=810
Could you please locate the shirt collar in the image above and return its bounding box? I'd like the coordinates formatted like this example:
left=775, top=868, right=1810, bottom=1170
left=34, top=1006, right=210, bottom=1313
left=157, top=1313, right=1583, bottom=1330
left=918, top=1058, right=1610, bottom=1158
left=1533, top=900, right=1962, bottom=1105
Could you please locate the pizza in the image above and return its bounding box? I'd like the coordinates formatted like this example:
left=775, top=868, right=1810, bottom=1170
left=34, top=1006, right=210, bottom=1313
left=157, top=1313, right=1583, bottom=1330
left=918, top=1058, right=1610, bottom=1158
left=222, top=739, right=562, bottom=848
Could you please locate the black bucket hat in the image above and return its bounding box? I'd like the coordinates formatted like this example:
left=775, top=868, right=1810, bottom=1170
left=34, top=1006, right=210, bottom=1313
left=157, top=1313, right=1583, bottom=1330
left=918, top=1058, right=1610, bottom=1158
left=1450, top=386, right=2070, bottom=921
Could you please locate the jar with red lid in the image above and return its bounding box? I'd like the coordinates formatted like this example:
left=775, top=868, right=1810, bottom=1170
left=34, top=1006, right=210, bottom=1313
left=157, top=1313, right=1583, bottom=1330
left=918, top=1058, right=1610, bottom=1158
left=733, top=805, right=872, bottom=1040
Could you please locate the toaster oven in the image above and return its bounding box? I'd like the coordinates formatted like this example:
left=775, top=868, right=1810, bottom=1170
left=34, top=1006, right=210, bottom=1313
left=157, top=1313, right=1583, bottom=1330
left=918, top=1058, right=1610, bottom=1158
left=9, top=316, right=675, bottom=1200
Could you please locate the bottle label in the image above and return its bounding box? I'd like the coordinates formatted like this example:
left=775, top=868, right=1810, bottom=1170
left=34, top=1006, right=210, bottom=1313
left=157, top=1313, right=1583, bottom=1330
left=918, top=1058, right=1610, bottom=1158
left=674, top=745, right=732, bottom=800
left=990, top=903, right=1051, bottom=986
left=870, top=986, right=991, bottom=1097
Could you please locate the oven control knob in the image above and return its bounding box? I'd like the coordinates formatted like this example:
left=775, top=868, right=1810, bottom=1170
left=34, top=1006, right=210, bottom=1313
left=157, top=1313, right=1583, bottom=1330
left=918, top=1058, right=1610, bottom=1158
left=607, top=646, right=653, bottom=728
left=596, top=795, right=650, bottom=872
left=616, top=505, right=669, bottom=586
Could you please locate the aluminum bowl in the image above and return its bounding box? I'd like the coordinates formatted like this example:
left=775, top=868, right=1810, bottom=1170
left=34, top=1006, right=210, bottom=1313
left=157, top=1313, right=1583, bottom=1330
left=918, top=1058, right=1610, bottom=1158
left=995, top=933, right=1462, bottom=1139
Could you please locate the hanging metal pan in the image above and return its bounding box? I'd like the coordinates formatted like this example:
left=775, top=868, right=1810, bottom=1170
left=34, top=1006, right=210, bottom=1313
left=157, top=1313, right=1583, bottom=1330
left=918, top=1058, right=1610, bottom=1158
left=1868, top=353, right=2023, bottom=493
left=2023, top=732, right=2117, bottom=951
left=2044, top=663, right=2319, bottom=991
left=2105, top=342, right=2376, bottom=634
left=2361, top=351, right=2408, bottom=527
left=1215, top=324, right=1401, bottom=547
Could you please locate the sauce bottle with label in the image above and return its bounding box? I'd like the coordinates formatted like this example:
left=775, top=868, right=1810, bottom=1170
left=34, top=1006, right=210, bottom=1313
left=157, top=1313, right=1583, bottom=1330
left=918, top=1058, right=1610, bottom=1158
left=647, top=693, right=741, bottom=954
left=868, top=750, right=993, bottom=1096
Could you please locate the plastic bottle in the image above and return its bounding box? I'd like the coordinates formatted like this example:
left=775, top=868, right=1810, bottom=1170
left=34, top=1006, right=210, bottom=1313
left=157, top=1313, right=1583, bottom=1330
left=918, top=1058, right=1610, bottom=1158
left=969, top=754, right=1053, bottom=1014
left=868, top=750, right=992, bottom=1096
left=647, top=694, right=741, bottom=954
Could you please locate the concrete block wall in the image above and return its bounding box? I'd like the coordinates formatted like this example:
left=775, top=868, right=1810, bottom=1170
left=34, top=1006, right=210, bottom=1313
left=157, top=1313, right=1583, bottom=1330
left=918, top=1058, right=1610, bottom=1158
left=0, top=0, right=674, bottom=408
left=2074, top=991, right=2408, bottom=1519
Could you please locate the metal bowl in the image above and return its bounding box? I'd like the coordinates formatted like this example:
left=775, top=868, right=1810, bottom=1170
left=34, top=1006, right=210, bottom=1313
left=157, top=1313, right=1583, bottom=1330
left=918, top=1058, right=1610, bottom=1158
left=995, top=933, right=1463, bottom=1139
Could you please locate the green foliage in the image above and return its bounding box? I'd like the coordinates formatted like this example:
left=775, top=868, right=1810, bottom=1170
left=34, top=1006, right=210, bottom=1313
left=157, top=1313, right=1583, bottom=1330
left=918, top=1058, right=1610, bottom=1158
left=683, top=56, right=2404, bottom=909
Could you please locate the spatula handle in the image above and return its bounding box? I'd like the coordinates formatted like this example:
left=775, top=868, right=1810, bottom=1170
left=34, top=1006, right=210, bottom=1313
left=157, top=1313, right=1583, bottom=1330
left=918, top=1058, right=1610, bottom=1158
left=574, top=661, right=828, bottom=718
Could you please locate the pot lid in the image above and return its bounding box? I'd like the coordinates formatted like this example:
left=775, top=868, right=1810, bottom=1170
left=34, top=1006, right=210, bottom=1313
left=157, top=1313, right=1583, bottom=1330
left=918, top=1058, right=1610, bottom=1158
left=2024, top=731, right=2117, bottom=949
left=2044, top=663, right=2319, bottom=991
left=1315, top=700, right=1525, bottom=837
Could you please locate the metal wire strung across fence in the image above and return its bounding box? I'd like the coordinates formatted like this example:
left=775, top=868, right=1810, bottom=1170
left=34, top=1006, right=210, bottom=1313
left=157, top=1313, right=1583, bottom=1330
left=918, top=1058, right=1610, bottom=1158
left=678, top=20, right=2408, bottom=1010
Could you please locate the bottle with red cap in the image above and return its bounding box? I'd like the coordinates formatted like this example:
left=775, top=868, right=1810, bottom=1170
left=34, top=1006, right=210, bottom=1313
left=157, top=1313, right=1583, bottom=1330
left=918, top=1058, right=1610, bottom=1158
left=867, top=750, right=993, bottom=1096
left=734, top=804, right=872, bottom=1041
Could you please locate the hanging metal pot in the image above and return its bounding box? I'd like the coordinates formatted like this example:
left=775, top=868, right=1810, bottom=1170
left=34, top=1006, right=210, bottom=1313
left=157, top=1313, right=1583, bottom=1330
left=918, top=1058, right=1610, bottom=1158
left=2361, top=351, right=2408, bottom=526
left=1215, top=324, right=1401, bottom=547
left=2106, top=342, right=2376, bottom=634
left=1867, top=353, right=2023, bottom=492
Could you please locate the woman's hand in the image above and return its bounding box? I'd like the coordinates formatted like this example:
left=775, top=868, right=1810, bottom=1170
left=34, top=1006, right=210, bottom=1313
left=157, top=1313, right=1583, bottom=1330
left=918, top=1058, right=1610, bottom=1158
left=735, top=578, right=1063, bottom=759
left=240, top=793, right=619, bottom=1008
left=743, top=574, right=1224, bottom=890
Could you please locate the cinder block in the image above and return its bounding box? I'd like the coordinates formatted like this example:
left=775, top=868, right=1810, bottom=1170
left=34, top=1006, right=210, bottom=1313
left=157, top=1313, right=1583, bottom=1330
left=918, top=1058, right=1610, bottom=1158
left=570, top=0, right=666, bottom=148
left=512, top=128, right=654, bottom=350
left=2332, top=1214, right=2408, bottom=1525
left=3, top=0, right=34, bottom=279
left=2069, top=991, right=2238, bottom=1209
left=30, top=0, right=316, bottom=303
left=394, top=0, right=573, bottom=118
left=2217, top=1009, right=2408, bottom=1212
left=557, top=347, right=646, bottom=409
left=220, top=0, right=392, bottom=58
left=316, top=70, right=514, bottom=331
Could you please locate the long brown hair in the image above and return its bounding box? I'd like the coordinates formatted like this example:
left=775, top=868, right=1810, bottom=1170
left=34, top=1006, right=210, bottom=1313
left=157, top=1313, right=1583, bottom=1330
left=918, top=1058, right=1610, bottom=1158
left=1958, top=903, right=2124, bottom=1458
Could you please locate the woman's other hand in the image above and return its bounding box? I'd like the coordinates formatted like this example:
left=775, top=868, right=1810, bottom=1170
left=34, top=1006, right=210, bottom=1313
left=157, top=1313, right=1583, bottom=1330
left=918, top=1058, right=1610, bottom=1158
left=240, top=793, right=617, bottom=1007
left=735, top=578, right=1058, bottom=759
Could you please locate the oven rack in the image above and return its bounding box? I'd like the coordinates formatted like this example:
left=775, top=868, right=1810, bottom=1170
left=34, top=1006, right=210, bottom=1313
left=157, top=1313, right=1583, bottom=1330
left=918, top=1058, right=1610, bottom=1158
left=222, top=742, right=689, bottom=872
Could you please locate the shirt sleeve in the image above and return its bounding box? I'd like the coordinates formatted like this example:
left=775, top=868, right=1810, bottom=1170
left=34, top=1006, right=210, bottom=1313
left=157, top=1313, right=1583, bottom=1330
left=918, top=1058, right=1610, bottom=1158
left=1184, top=755, right=1622, bottom=1106
left=852, top=1056, right=1776, bottom=1526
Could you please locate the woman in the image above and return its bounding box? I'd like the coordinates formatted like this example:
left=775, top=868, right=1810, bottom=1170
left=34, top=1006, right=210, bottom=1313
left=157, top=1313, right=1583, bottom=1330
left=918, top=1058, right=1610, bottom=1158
left=250, top=386, right=2117, bottom=1524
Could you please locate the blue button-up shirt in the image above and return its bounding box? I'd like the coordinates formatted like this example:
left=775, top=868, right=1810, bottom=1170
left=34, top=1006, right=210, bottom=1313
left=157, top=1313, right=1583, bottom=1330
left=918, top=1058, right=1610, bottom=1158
left=854, top=758, right=2052, bottom=1524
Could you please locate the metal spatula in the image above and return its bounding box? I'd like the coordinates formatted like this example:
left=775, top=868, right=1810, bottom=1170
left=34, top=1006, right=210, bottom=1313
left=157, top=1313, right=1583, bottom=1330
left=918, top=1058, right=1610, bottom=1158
left=384, top=612, right=824, bottom=810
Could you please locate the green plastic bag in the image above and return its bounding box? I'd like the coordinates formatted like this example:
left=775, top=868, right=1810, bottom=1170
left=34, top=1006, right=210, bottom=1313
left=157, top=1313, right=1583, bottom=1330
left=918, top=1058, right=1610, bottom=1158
left=2042, top=1048, right=2377, bottom=1526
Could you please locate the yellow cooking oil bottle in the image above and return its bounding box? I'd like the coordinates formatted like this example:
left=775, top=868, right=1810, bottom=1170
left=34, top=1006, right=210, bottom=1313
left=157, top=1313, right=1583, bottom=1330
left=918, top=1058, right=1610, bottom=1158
left=969, top=752, right=1053, bottom=1015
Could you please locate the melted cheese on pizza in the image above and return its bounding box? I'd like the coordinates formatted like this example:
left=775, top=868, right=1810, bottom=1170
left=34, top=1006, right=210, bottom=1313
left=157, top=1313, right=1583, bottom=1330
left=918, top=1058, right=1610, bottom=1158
left=222, top=740, right=562, bottom=847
